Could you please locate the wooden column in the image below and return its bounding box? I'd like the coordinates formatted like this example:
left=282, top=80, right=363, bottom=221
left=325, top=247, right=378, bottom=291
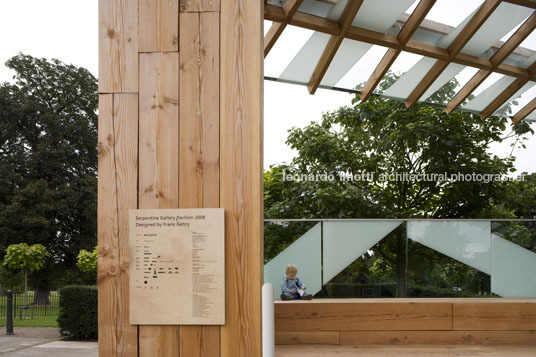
left=98, top=0, right=263, bottom=355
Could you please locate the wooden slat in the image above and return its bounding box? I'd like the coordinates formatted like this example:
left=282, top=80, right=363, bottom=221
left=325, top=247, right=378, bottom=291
left=265, top=4, right=536, bottom=82
left=275, top=331, right=340, bottom=345
left=453, top=302, right=536, bottom=330
left=360, top=0, right=436, bottom=102
left=139, top=0, right=179, bottom=52
left=445, top=12, right=536, bottom=114
left=307, top=0, right=363, bottom=94
left=180, top=0, right=220, bottom=12
left=339, top=330, right=536, bottom=345
left=275, top=302, right=453, bottom=331
left=512, top=96, right=536, bottom=124
left=264, top=0, right=304, bottom=57
left=504, top=0, right=536, bottom=10
left=179, top=12, right=221, bottom=357
left=114, top=94, right=139, bottom=357
left=99, top=0, right=138, bottom=93
left=138, top=52, right=180, bottom=356
left=480, top=77, right=528, bottom=119
left=405, top=0, right=501, bottom=108
left=220, top=0, right=263, bottom=355
left=97, top=94, right=119, bottom=356
left=447, top=0, right=501, bottom=56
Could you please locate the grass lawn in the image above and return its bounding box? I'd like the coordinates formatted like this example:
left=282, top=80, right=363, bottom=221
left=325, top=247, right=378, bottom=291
left=0, top=315, right=58, bottom=327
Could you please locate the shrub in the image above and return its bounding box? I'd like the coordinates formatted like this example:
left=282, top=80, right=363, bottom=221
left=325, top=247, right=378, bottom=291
left=57, top=285, right=97, bottom=340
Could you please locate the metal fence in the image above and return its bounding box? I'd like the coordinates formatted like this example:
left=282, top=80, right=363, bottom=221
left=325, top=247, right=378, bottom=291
left=0, top=291, right=59, bottom=318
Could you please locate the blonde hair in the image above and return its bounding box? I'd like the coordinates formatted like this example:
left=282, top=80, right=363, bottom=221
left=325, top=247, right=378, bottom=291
left=285, top=264, right=298, bottom=275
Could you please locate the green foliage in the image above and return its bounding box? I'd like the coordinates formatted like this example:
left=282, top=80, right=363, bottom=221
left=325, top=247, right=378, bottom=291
left=0, top=54, right=98, bottom=269
left=57, top=285, right=97, bottom=340
left=0, top=264, right=24, bottom=291
left=3, top=243, right=50, bottom=272
left=76, top=246, right=97, bottom=273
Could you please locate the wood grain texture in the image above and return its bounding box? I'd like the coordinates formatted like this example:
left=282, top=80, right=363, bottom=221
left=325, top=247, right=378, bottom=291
left=264, top=0, right=304, bottom=57
left=99, top=0, right=138, bottom=93
left=98, top=94, right=119, bottom=357
left=180, top=0, right=220, bottom=12
left=512, top=96, right=536, bottom=124
left=179, top=11, right=221, bottom=356
left=138, top=52, right=180, bottom=356
left=139, top=0, right=179, bottom=52
left=275, top=331, right=340, bottom=345
left=139, top=52, right=179, bottom=209
left=275, top=302, right=452, bottom=331
left=453, top=302, right=536, bottom=331
left=114, top=94, right=139, bottom=356
left=220, top=0, right=263, bottom=355
left=340, top=330, right=536, bottom=345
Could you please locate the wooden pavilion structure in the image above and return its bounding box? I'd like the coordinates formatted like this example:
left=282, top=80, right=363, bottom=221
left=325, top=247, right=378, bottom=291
left=97, top=0, right=536, bottom=356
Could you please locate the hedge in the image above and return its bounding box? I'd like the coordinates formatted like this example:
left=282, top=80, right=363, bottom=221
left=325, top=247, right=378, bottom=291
left=57, top=285, right=97, bottom=340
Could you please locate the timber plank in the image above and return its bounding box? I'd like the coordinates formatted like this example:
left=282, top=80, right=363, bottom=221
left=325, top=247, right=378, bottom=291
left=275, top=302, right=452, bottom=331
left=98, top=94, right=119, bottom=356
left=138, top=52, right=180, bottom=356
left=99, top=0, right=138, bottom=93
left=179, top=11, right=220, bottom=357
left=220, top=0, right=263, bottom=356
left=339, top=330, right=536, bottom=345
left=453, top=302, right=536, bottom=330
left=180, top=0, right=220, bottom=12
left=139, top=0, right=179, bottom=52
left=275, top=331, right=340, bottom=345
left=114, top=94, right=139, bottom=356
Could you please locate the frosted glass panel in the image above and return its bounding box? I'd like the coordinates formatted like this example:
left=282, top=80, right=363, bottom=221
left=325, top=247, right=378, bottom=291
left=491, top=233, right=536, bottom=298
left=279, top=32, right=330, bottom=83
left=323, top=221, right=401, bottom=283
left=463, top=76, right=516, bottom=112
left=264, top=223, right=322, bottom=299
left=407, top=221, right=491, bottom=274
left=383, top=57, right=437, bottom=100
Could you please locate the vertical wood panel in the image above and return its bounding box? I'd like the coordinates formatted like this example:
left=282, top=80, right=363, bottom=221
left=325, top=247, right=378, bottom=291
left=180, top=0, right=220, bottom=12
left=99, top=0, right=138, bottom=93
left=220, top=0, right=263, bottom=356
left=138, top=52, right=180, bottom=356
left=139, top=0, right=179, bottom=52
left=114, top=94, right=139, bottom=356
left=179, top=11, right=220, bottom=356
left=98, top=94, right=119, bottom=357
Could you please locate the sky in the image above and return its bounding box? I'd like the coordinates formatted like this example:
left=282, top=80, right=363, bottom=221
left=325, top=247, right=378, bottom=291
left=0, top=0, right=534, bottom=174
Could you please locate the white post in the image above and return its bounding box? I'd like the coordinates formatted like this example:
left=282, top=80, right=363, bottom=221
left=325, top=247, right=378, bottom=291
left=262, top=283, right=275, bottom=357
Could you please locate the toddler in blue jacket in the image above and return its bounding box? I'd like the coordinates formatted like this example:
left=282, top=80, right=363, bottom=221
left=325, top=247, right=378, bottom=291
left=280, top=264, right=312, bottom=300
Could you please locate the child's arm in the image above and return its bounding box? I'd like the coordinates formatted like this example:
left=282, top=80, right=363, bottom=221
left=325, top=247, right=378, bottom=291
left=297, top=279, right=306, bottom=290
left=280, top=278, right=291, bottom=294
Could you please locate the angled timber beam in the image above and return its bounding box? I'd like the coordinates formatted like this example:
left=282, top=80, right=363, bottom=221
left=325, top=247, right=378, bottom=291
left=445, top=11, right=536, bottom=114
left=264, top=0, right=304, bottom=58
left=264, top=4, right=536, bottom=82
left=503, top=0, right=536, bottom=9
left=360, top=0, right=436, bottom=102
left=480, top=61, right=536, bottom=119
left=307, top=0, right=363, bottom=94
left=404, top=0, right=501, bottom=108
left=511, top=96, right=536, bottom=124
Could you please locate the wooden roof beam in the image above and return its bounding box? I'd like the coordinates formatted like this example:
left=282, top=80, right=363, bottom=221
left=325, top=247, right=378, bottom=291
left=404, top=0, right=501, bottom=108
left=511, top=96, right=536, bottom=124
left=360, top=0, right=436, bottom=102
left=264, top=0, right=304, bottom=58
left=264, top=4, right=536, bottom=82
left=307, top=0, right=363, bottom=94
left=445, top=11, right=536, bottom=114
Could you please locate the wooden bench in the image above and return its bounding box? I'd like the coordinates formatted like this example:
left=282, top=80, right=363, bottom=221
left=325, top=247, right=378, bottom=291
left=274, top=298, right=536, bottom=345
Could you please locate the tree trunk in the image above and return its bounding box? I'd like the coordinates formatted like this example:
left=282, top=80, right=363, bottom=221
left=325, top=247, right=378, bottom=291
left=24, top=270, right=28, bottom=318
left=33, top=288, right=51, bottom=305
left=396, top=230, right=407, bottom=297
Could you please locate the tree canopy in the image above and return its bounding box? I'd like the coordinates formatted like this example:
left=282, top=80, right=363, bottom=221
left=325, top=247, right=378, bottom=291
left=0, top=54, right=97, bottom=268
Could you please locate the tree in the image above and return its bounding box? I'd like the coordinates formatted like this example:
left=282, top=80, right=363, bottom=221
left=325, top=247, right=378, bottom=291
left=0, top=54, right=97, bottom=272
left=77, top=246, right=97, bottom=273
left=264, top=74, right=535, bottom=296
left=3, top=243, right=50, bottom=315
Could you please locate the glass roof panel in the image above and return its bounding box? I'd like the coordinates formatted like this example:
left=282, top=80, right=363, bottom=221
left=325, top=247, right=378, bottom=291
left=463, top=75, right=515, bottom=112
left=495, top=81, right=536, bottom=116
left=421, top=63, right=465, bottom=102
left=335, top=45, right=390, bottom=90
left=383, top=57, right=437, bottom=100
left=423, top=0, right=484, bottom=28
left=264, top=24, right=315, bottom=78
left=320, top=39, right=372, bottom=87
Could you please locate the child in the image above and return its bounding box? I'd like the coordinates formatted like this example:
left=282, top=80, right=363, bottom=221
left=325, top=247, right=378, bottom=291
left=280, top=264, right=313, bottom=300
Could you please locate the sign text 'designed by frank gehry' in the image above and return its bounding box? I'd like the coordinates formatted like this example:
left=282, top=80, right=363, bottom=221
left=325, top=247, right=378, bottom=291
left=129, top=208, right=225, bottom=325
